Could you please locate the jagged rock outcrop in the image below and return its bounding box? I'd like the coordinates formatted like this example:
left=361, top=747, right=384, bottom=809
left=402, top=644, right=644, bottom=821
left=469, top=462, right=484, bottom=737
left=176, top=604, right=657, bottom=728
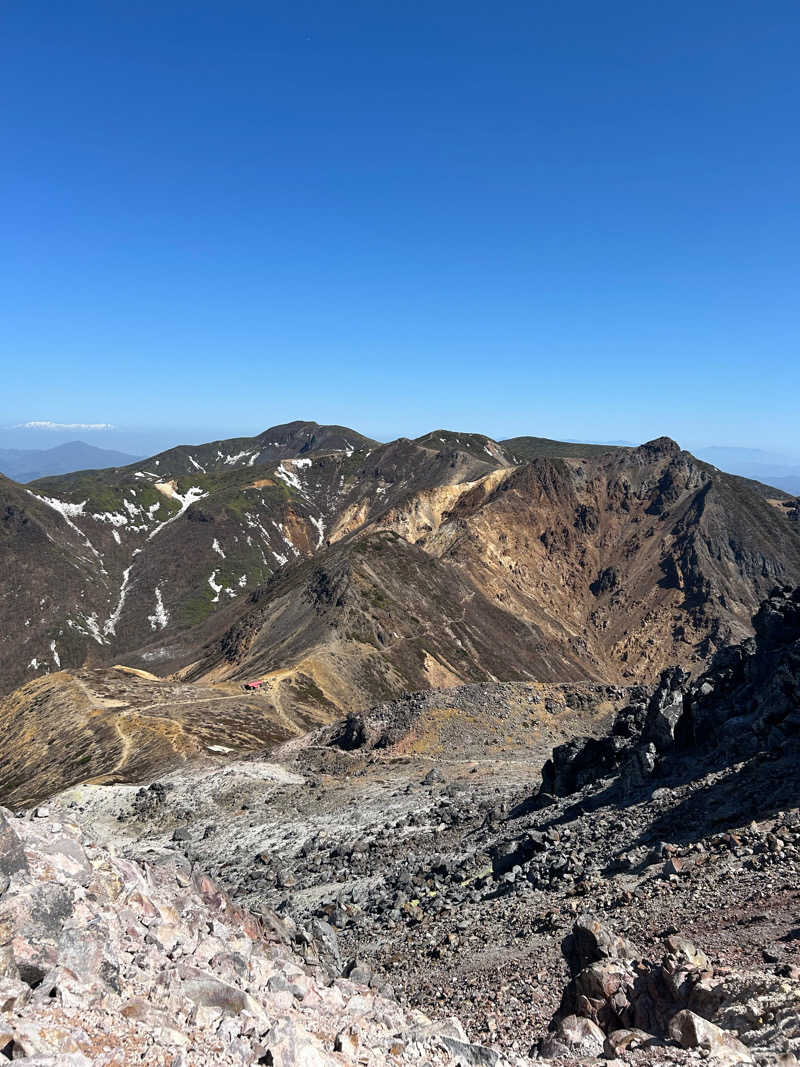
left=540, top=584, right=800, bottom=803
left=0, top=806, right=529, bottom=1066
left=546, top=916, right=800, bottom=1063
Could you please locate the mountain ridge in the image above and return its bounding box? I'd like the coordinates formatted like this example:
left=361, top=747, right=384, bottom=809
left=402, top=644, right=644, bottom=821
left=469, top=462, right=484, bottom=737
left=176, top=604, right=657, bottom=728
left=1, top=422, right=799, bottom=707
left=0, top=439, right=141, bottom=482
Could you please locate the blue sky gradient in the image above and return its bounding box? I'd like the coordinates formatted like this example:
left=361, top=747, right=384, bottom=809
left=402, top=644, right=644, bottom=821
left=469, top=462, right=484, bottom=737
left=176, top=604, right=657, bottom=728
left=2, top=2, right=799, bottom=453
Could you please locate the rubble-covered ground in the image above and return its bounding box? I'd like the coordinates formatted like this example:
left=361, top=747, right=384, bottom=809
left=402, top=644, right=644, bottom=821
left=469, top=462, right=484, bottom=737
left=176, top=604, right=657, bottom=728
left=0, top=804, right=537, bottom=1066
left=2, top=587, right=799, bottom=1063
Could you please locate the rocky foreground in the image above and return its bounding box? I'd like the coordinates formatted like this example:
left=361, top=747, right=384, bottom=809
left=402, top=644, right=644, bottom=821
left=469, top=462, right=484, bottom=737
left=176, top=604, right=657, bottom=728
left=1, top=587, right=799, bottom=1064
left=0, top=804, right=535, bottom=1066
left=2, top=804, right=798, bottom=1066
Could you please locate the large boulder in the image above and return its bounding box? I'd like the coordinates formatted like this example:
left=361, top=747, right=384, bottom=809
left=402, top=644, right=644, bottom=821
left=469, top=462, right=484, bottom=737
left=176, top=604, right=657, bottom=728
left=669, top=1010, right=754, bottom=1064
left=561, top=914, right=639, bottom=977
left=551, top=918, right=789, bottom=1061
left=539, top=1014, right=605, bottom=1058
left=0, top=808, right=28, bottom=882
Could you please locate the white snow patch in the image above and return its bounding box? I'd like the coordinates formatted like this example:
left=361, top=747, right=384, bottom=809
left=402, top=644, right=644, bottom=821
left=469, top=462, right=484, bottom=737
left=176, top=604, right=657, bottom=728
left=148, top=586, right=170, bottom=631
left=271, top=551, right=288, bottom=566
left=103, top=549, right=141, bottom=636
left=275, top=463, right=303, bottom=491
left=141, top=647, right=170, bottom=661
left=212, top=538, right=226, bottom=559
left=28, top=658, right=39, bottom=670
left=92, top=511, right=128, bottom=526
left=310, top=515, right=325, bottom=548
left=112, top=530, right=121, bottom=544
left=29, top=493, right=104, bottom=567
left=188, top=454, right=206, bottom=473
left=208, top=570, right=223, bottom=603
left=238, top=574, right=247, bottom=587
left=294, top=457, right=312, bottom=469
left=35, top=496, right=86, bottom=518
left=83, top=613, right=105, bottom=644
left=50, top=640, right=60, bottom=668
left=147, top=485, right=206, bottom=541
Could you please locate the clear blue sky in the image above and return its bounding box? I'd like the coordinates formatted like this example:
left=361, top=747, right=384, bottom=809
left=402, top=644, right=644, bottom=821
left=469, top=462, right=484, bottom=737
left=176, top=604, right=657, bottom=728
left=2, top=1, right=799, bottom=454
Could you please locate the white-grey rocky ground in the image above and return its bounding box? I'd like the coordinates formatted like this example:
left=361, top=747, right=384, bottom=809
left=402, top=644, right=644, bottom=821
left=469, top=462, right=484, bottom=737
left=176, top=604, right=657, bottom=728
left=3, top=588, right=799, bottom=1064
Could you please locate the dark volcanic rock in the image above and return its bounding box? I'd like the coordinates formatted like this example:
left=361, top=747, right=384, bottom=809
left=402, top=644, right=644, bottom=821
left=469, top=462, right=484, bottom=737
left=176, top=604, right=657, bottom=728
left=540, top=585, right=800, bottom=807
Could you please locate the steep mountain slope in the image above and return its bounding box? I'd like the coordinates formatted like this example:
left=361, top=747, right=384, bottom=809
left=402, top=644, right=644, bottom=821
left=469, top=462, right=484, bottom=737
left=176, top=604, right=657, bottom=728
left=364, top=437, right=800, bottom=681
left=0, top=473, right=113, bottom=693
left=173, top=531, right=591, bottom=706
left=2, top=423, right=799, bottom=705
left=1, top=423, right=384, bottom=693
left=0, top=424, right=522, bottom=694
left=111, top=439, right=800, bottom=725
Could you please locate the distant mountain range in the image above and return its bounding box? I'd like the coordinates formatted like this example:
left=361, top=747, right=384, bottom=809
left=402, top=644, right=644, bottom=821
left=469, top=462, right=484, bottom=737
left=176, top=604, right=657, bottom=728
left=0, top=440, right=141, bottom=482
left=691, top=445, right=800, bottom=495
left=1, top=420, right=799, bottom=710
left=3, top=433, right=798, bottom=495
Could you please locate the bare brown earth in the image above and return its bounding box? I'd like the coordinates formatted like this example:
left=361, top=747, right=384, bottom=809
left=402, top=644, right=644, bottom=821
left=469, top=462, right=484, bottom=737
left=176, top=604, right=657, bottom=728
left=365, top=439, right=800, bottom=681
left=124, top=438, right=800, bottom=729
left=3, top=423, right=799, bottom=708
left=0, top=666, right=323, bottom=808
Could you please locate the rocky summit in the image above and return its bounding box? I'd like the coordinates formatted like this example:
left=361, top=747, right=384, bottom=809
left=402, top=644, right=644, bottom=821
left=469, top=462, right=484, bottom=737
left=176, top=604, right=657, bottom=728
left=1, top=423, right=799, bottom=1065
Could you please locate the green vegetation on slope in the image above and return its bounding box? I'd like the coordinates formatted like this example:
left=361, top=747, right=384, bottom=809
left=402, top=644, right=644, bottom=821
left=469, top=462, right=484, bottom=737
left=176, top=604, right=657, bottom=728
left=501, top=436, right=623, bottom=461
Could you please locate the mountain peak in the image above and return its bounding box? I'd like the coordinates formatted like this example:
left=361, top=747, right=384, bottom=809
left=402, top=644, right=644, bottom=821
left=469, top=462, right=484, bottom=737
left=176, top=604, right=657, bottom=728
left=257, top=420, right=320, bottom=438
left=638, top=436, right=682, bottom=456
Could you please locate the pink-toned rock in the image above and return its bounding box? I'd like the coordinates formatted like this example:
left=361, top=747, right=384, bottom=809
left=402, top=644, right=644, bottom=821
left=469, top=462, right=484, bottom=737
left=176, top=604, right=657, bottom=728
left=540, top=1014, right=605, bottom=1057
left=0, top=975, right=30, bottom=1012
left=0, top=805, right=521, bottom=1066
left=669, top=1009, right=754, bottom=1063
